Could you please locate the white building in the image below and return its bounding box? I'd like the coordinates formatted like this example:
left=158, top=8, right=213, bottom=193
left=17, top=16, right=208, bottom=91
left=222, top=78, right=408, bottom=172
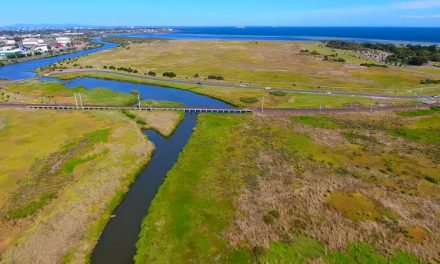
left=34, top=45, right=49, bottom=52
left=56, top=37, right=71, bottom=45
left=0, top=48, right=22, bottom=58
left=22, top=38, right=45, bottom=46
left=5, top=39, right=16, bottom=45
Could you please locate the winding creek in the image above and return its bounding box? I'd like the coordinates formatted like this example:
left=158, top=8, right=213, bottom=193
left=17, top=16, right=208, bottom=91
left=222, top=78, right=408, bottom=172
left=0, top=39, right=233, bottom=263
left=92, top=114, right=198, bottom=264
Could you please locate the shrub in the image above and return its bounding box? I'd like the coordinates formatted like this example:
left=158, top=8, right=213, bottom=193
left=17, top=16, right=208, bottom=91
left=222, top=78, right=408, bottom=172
left=103, top=66, right=108, bottom=69
left=408, top=56, right=429, bottom=66
left=240, top=97, right=258, bottom=104
left=148, top=71, right=156, bottom=76
left=163, top=72, right=177, bottom=78
left=263, top=210, right=280, bottom=225
left=207, top=75, right=224, bottom=80
left=425, top=176, right=438, bottom=184
left=420, top=79, right=440, bottom=85
left=360, top=63, right=388, bottom=68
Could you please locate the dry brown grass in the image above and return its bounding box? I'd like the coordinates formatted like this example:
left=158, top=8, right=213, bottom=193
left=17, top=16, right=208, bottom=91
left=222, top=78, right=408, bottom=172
left=226, top=113, right=440, bottom=261
left=0, top=110, right=156, bottom=263
left=58, top=40, right=440, bottom=94
left=130, top=111, right=184, bottom=137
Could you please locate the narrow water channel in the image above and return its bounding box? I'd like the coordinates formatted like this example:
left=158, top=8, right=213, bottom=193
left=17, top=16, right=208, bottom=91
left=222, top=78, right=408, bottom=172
left=91, top=113, right=197, bottom=264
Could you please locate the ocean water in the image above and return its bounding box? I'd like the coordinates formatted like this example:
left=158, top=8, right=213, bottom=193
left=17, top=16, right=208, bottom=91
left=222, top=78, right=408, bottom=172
left=120, top=27, right=440, bottom=44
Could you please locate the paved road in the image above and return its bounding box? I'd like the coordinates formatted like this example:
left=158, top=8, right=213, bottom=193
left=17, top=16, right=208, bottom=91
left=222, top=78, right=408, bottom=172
left=44, top=69, right=436, bottom=100
left=0, top=102, right=436, bottom=115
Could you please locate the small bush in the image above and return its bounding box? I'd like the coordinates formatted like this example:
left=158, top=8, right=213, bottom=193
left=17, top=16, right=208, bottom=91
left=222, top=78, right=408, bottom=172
left=163, top=72, right=177, bottom=78
left=360, top=63, right=388, bottom=68
left=420, top=79, right=440, bottom=85
left=207, top=75, right=224, bottom=80
left=425, top=176, right=438, bottom=184
left=148, top=71, right=156, bottom=76
left=263, top=210, right=280, bottom=225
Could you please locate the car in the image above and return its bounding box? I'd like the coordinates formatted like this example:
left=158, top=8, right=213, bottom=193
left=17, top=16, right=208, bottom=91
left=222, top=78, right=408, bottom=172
left=265, top=87, right=272, bottom=90
left=239, top=84, right=247, bottom=88
left=326, top=91, right=332, bottom=95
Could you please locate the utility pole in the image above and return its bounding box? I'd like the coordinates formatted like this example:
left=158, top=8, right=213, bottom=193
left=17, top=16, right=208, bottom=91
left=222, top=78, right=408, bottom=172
left=16, top=92, right=20, bottom=104
left=261, top=96, right=265, bottom=113
left=319, top=101, right=322, bottom=114
left=416, top=88, right=423, bottom=111
left=370, top=98, right=374, bottom=113
left=74, top=93, right=78, bottom=109
left=416, top=90, right=420, bottom=111
left=79, top=93, right=84, bottom=109
left=137, top=93, right=141, bottom=110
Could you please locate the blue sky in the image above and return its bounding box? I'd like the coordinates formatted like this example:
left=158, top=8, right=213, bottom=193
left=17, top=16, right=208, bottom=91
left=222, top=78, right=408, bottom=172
left=1, top=0, right=440, bottom=27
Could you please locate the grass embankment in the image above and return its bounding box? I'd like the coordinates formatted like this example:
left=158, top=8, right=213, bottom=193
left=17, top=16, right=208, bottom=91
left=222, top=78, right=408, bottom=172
left=0, top=108, right=182, bottom=263
left=54, top=72, right=419, bottom=109
left=1, top=80, right=137, bottom=106
left=135, top=109, right=439, bottom=263
left=50, top=39, right=440, bottom=95
left=0, top=79, right=183, bottom=107
left=122, top=109, right=184, bottom=137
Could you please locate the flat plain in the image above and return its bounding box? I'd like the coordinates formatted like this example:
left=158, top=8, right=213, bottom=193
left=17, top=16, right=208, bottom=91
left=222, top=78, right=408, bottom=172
left=53, top=40, right=440, bottom=95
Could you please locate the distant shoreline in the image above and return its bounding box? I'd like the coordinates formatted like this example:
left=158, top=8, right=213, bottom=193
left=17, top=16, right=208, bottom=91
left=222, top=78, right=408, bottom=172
left=116, top=26, right=440, bottom=45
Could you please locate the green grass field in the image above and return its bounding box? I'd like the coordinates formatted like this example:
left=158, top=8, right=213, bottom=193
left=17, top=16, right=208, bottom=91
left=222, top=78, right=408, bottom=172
left=51, top=40, right=440, bottom=95
left=0, top=108, right=183, bottom=263
left=135, top=110, right=439, bottom=263
left=1, top=80, right=137, bottom=106
left=1, top=79, right=185, bottom=107
left=54, top=71, right=420, bottom=109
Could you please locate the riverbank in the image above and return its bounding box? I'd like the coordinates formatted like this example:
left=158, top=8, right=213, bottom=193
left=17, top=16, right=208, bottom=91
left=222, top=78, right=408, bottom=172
left=0, top=43, right=104, bottom=67
left=0, top=109, right=153, bottom=263
left=0, top=73, right=185, bottom=263
left=135, top=111, right=440, bottom=263
left=0, top=79, right=187, bottom=107
left=91, top=113, right=196, bottom=264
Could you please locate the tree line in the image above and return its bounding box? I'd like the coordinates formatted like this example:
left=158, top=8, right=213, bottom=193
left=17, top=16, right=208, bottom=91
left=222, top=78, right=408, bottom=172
left=326, top=40, right=439, bottom=66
